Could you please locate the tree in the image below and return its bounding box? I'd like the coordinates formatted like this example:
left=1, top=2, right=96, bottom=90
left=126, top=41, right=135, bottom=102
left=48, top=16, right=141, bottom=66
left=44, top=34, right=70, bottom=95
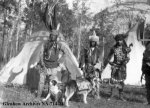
left=0, top=0, right=19, bottom=63
left=93, top=8, right=115, bottom=66
left=0, top=0, right=92, bottom=66
left=56, top=0, right=76, bottom=38
left=72, top=0, right=92, bottom=60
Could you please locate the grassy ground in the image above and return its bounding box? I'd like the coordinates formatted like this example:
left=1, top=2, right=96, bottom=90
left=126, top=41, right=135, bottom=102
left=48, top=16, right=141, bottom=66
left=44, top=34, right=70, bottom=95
left=0, top=83, right=149, bottom=108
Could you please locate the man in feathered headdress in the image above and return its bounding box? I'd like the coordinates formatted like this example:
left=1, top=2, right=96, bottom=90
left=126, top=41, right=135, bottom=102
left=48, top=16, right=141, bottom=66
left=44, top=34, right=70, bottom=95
left=37, top=30, right=63, bottom=98
left=38, top=29, right=83, bottom=99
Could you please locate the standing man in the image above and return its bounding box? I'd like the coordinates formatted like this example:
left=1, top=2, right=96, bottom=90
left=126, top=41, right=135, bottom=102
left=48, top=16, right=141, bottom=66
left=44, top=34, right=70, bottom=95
left=79, top=31, right=101, bottom=99
left=141, top=42, right=150, bottom=105
left=106, top=34, right=132, bottom=101
left=37, top=30, right=63, bottom=98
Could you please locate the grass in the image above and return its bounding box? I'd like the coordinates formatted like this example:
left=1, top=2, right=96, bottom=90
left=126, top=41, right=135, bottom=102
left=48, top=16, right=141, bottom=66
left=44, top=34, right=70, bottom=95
left=0, top=84, right=149, bottom=108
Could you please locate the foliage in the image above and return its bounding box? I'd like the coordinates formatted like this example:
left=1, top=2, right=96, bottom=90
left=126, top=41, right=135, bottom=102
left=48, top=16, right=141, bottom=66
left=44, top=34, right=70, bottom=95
left=56, top=0, right=76, bottom=38
left=93, top=8, right=114, bottom=39
left=93, top=8, right=115, bottom=63
left=0, top=0, right=21, bottom=63
left=23, top=1, right=46, bottom=32
left=71, top=0, right=93, bottom=58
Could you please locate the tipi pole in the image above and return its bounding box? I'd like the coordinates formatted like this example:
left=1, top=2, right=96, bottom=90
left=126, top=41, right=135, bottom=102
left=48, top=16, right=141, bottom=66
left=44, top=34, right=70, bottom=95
left=142, top=18, right=146, bottom=45
left=101, top=36, right=105, bottom=71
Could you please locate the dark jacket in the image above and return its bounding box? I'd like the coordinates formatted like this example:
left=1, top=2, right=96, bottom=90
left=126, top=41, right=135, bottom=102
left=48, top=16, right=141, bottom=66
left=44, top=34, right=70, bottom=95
left=79, top=47, right=100, bottom=69
left=104, top=42, right=131, bottom=67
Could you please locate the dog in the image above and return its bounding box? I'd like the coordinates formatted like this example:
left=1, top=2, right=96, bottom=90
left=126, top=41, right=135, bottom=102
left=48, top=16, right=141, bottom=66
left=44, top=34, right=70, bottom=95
left=42, top=79, right=62, bottom=103
left=64, top=78, right=93, bottom=106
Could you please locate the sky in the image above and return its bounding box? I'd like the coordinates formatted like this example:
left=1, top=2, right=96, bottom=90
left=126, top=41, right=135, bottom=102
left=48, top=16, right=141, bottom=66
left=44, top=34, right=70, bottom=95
left=65, top=0, right=120, bottom=14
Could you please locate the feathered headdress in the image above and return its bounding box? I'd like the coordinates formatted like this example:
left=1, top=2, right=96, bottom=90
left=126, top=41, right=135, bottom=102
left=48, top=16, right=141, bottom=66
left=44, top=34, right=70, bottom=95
left=89, top=31, right=99, bottom=44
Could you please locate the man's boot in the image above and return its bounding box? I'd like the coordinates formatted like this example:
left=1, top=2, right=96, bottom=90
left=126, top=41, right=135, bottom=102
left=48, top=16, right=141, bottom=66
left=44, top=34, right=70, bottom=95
left=146, top=88, right=150, bottom=105
left=108, top=87, right=113, bottom=101
left=119, top=89, right=126, bottom=101
left=95, top=82, right=101, bottom=99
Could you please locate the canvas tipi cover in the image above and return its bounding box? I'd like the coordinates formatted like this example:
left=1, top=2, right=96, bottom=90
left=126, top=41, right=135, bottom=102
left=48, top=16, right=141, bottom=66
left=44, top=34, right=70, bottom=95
left=101, top=22, right=145, bottom=86
left=0, top=31, right=83, bottom=85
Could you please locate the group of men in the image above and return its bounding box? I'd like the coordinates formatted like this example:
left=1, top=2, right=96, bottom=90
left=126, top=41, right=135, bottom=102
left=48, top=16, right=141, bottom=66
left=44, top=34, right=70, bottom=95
left=37, top=30, right=102, bottom=100
left=35, top=28, right=150, bottom=105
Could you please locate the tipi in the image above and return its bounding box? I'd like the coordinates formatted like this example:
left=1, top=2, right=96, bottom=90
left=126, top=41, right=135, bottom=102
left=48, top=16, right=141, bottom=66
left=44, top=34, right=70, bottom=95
left=101, top=21, right=145, bottom=86
left=0, top=30, right=83, bottom=85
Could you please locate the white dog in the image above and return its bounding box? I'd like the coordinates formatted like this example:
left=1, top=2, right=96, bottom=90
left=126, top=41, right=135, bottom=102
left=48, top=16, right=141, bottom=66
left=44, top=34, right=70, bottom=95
left=42, top=79, right=61, bottom=102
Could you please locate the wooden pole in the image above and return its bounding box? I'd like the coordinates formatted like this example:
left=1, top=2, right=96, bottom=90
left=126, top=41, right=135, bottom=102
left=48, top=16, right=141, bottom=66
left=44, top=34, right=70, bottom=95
left=72, top=33, right=75, bottom=52
left=101, top=36, right=105, bottom=71
left=78, top=18, right=82, bottom=61
left=142, top=19, right=145, bottom=45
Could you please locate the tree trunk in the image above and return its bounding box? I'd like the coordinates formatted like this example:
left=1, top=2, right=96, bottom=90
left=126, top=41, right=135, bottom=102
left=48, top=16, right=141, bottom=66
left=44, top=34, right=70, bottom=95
left=29, top=21, right=33, bottom=36
left=77, top=15, right=82, bottom=61
left=3, top=28, right=9, bottom=62
left=15, top=0, right=21, bottom=54
left=77, top=27, right=81, bottom=61
left=24, top=25, right=29, bottom=41
left=16, top=23, right=21, bottom=54
left=2, top=1, right=7, bottom=63
left=72, top=33, right=75, bottom=53
left=9, top=20, right=17, bottom=59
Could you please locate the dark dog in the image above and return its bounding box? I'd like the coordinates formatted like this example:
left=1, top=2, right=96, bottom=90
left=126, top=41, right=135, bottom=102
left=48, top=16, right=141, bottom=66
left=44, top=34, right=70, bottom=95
left=64, top=78, right=93, bottom=106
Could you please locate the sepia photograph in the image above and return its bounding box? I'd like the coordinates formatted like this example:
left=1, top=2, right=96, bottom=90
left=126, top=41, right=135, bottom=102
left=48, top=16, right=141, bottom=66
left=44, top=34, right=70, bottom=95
left=0, top=0, right=150, bottom=108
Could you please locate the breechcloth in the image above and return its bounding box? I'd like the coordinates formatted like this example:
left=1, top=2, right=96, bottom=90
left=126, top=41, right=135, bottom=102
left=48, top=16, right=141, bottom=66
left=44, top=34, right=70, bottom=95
left=110, top=63, right=126, bottom=83
left=109, top=63, right=126, bottom=91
